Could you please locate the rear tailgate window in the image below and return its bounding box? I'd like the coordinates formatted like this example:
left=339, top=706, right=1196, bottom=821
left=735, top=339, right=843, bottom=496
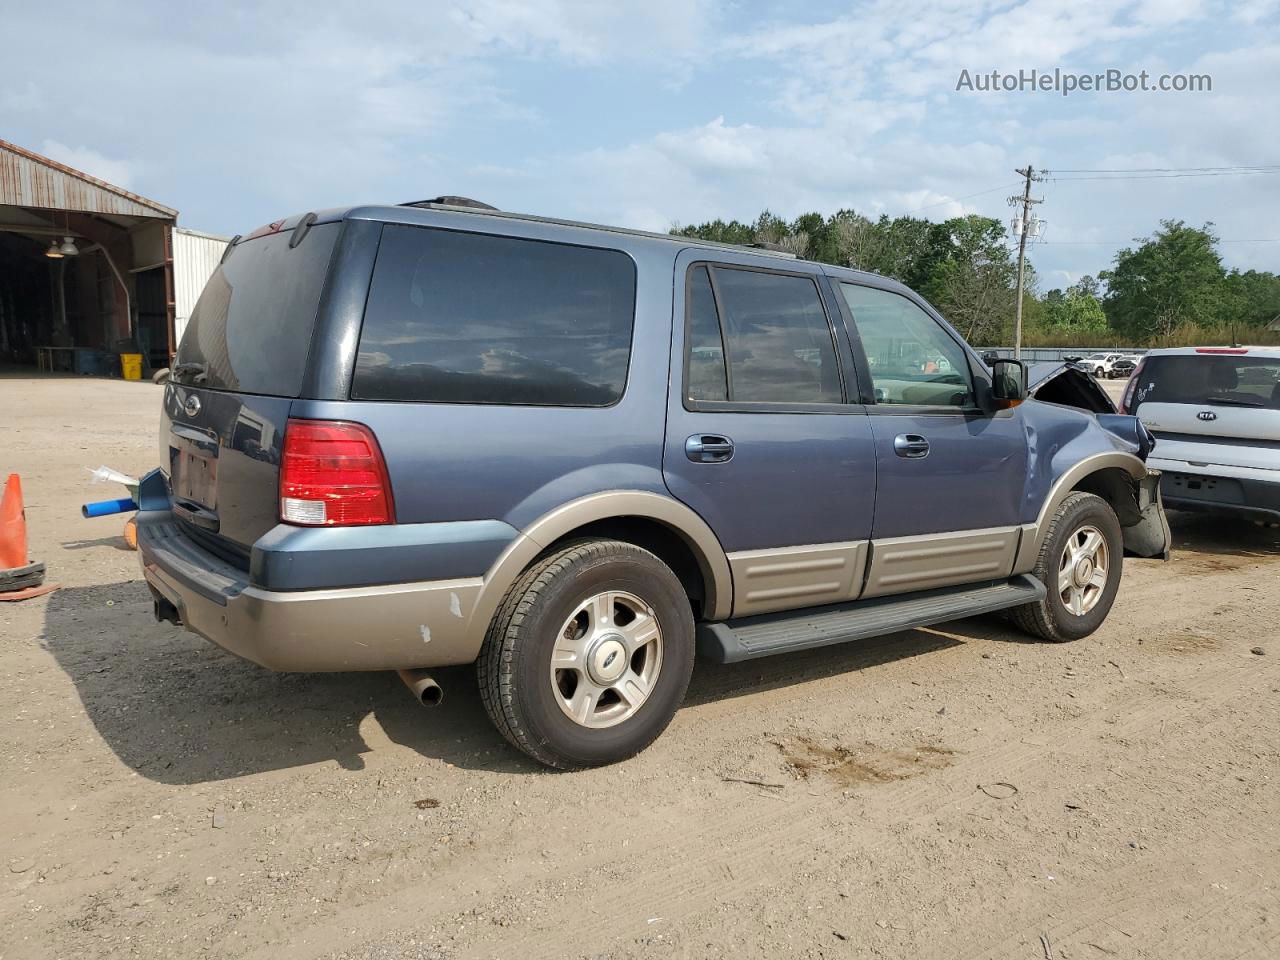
left=1133, top=355, right=1280, bottom=412
left=173, top=223, right=340, bottom=397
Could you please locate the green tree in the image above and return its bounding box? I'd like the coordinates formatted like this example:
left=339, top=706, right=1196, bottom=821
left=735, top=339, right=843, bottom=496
left=1222, top=269, right=1280, bottom=330
left=1101, top=221, right=1227, bottom=339
left=1046, top=289, right=1108, bottom=334
left=918, top=215, right=1019, bottom=344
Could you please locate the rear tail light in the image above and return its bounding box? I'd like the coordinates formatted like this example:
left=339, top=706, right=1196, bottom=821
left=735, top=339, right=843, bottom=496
left=1118, top=357, right=1146, bottom=414
left=280, top=419, right=394, bottom=526
left=1195, top=347, right=1249, bottom=354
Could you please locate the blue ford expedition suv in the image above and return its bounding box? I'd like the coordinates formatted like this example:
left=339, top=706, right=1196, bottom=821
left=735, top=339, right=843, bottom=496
left=138, top=199, right=1170, bottom=769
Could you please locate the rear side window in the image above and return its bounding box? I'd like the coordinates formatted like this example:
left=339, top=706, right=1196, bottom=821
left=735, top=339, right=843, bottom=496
left=352, top=225, right=636, bottom=406
left=175, top=224, right=340, bottom=397
left=685, top=264, right=843, bottom=405
left=1133, top=355, right=1280, bottom=411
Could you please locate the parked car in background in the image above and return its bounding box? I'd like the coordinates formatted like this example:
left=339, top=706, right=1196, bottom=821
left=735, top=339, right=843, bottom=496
left=1122, top=347, right=1280, bottom=523
left=1083, top=353, right=1129, bottom=378
left=136, top=199, right=1170, bottom=769
left=1111, top=357, right=1137, bottom=378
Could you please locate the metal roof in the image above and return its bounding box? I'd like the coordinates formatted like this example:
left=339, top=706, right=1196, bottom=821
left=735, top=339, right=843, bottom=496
left=0, top=138, right=177, bottom=220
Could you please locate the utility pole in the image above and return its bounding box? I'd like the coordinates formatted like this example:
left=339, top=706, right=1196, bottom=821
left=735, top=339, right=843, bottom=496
left=1009, top=166, right=1043, bottom=360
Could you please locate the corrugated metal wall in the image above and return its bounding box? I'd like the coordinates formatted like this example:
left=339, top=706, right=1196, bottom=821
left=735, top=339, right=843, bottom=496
left=172, top=228, right=229, bottom=346
left=0, top=139, right=177, bottom=219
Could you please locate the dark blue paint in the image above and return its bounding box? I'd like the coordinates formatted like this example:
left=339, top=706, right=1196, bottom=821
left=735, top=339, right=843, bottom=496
left=251, top=519, right=518, bottom=590
left=145, top=202, right=1156, bottom=599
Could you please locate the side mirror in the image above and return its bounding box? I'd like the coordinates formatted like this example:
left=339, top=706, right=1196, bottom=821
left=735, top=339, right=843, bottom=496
left=990, top=358, right=1028, bottom=404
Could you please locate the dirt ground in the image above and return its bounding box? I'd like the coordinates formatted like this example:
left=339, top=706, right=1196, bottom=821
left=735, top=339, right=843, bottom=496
left=2, top=371, right=1278, bottom=960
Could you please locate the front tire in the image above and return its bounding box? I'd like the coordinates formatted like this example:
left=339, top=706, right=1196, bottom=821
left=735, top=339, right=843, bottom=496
left=1011, top=492, right=1123, bottom=642
left=477, top=540, right=695, bottom=769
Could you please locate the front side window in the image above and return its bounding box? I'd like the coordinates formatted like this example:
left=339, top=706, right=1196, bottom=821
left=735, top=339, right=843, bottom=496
left=685, top=264, right=843, bottom=405
left=840, top=283, right=975, bottom=408
left=353, top=226, right=636, bottom=406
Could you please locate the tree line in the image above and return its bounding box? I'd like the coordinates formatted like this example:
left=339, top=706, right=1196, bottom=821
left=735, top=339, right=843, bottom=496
left=672, top=211, right=1280, bottom=347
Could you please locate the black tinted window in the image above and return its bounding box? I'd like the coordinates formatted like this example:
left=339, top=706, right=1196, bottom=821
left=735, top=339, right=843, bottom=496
left=686, top=266, right=727, bottom=401
left=713, top=267, right=842, bottom=404
left=175, top=223, right=339, bottom=397
left=353, top=226, right=636, bottom=406
left=1133, top=355, right=1280, bottom=411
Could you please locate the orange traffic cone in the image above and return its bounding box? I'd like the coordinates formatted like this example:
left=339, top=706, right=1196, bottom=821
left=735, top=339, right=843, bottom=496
left=0, top=474, right=57, bottom=601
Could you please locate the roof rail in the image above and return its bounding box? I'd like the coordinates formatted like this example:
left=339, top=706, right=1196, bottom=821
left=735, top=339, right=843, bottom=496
left=400, top=196, right=498, bottom=211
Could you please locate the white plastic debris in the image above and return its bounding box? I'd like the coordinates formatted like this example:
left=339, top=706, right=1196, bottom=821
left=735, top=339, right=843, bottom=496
left=88, top=466, right=139, bottom=487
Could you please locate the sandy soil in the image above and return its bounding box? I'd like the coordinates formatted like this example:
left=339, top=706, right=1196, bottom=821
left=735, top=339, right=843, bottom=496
left=2, top=371, right=1278, bottom=960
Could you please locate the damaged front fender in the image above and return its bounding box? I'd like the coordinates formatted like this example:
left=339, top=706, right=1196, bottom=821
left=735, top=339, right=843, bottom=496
left=1123, top=472, right=1171, bottom=560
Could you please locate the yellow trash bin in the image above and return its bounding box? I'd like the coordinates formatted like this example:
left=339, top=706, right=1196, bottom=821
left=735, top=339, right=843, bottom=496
left=120, top=353, right=143, bottom=381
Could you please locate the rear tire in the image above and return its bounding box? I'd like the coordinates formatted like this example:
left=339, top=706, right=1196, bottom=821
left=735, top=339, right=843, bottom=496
left=477, top=540, right=695, bottom=770
left=1011, top=492, right=1123, bottom=642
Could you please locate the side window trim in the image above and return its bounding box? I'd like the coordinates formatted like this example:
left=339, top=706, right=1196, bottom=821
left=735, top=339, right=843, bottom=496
left=681, top=259, right=859, bottom=413
left=837, top=279, right=984, bottom=415
left=702, top=265, right=736, bottom=401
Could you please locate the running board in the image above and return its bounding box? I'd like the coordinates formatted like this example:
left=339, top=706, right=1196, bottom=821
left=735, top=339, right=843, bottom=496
left=697, top=575, right=1045, bottom=663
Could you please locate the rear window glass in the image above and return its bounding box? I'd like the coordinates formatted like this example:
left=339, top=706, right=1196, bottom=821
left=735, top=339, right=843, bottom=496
left=352, top=225, right=636, bottom=406
left=1133, top=355, right=1280, bottom=411
left=174, top=223, right=339, bottom=397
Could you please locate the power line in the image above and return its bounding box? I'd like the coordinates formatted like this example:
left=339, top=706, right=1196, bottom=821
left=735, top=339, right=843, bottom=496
left=1051, top=164, right=1280, bottom=174
left=1040, top=237, right=1280, bottom=244
left=902, top=182, right=1020, bottom=213
left=1047, top=170, right=1280, bottom=181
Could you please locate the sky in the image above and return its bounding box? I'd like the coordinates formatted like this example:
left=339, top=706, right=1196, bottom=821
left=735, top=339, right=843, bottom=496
left=3, top=0, right=1278, bottom=290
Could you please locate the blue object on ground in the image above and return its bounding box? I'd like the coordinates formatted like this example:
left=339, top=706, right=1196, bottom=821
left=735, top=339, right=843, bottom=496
left=81, top=498, right=138, bottom=518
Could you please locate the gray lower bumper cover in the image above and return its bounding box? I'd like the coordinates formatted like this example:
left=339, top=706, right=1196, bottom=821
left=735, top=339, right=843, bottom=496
left=138, top=512, right=484, bottom=671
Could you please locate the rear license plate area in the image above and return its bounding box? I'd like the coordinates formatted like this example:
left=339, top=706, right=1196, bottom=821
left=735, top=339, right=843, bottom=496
left=1166, top=473, right=1243, bottom=504
left=173, top=448, right=218, bottom=509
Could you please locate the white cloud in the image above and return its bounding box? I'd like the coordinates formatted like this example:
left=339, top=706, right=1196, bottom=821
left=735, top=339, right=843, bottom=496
left=38, top=140, right=139, bottom=190
left=2, top=0, right=1276, bottom=283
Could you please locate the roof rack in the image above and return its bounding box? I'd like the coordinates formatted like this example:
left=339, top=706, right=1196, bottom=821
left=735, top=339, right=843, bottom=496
left=392, top=201, right=798, bottom=260
left=400, top=196, right=498, bottom=211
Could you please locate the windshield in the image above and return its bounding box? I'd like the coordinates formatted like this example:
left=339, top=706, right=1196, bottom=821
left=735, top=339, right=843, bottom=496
left=1131, top=355, right=1280, bottom=411
left=174, top=223, right=340, bottom=397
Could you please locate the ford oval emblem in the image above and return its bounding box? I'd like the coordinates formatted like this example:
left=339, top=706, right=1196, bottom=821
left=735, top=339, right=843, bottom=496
left=183, top=395, right=201, bottom=418
left=1197, top=410, right=1217, bottom=421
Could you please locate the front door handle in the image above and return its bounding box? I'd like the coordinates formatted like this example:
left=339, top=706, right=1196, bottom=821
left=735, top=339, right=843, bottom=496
left=894, top=434, right=930, bottom=459
left=686, top=434, right=734, bottom=463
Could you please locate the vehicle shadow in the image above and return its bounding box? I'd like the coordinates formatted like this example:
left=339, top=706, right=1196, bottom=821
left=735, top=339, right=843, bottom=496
left=41, top=580, right=542, bottom=783
left=43, top=580, right=969, bottom=783
left=61, top=536, right=135, bottom=552
left=1164, top=510, right=1280, bottom=562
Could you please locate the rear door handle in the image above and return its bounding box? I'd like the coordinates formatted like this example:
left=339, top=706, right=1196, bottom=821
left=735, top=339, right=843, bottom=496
left=894, top=434, right=930, bottom=459
left=685, top=434, right=734, bottom=463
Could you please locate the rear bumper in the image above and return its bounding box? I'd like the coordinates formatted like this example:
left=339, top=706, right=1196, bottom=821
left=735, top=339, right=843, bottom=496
left=1157, top=470, right=1280, bottom=522
left=137, top=510, right=487, bottom=671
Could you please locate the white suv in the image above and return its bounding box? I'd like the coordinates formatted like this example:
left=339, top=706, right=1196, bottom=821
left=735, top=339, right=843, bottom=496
left=1083, top=353, right=1128, bottom=378
left=1122, top=347, right=1280, bottom=523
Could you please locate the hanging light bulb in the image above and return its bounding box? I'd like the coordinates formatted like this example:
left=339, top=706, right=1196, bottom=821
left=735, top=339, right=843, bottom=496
left=45, top=239, right=64, bottom=259
left=59, top=236, right=80, bottom=256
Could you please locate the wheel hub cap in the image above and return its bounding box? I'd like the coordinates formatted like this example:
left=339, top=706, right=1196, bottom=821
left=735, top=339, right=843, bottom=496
left=550, top=590, right=664, bottom=729
left=587, top=636, right=628, bottom=684
left=1073, top=557, right=1094, bottom=587
left=1058, top=523, right=1109, bottom=617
